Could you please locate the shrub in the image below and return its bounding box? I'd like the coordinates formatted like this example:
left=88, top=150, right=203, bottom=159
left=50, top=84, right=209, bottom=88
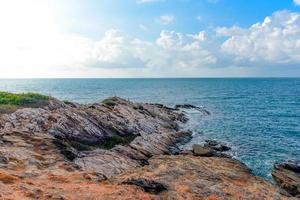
left=0, top=92, right=49, bottom=106
left=0, top=91, right=50, bottom=114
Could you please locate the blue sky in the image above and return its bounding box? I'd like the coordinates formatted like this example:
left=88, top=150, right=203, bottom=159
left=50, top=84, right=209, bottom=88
left=0, top=0, right=300, bottom=77
left=60, top=0, right=300, bottom=39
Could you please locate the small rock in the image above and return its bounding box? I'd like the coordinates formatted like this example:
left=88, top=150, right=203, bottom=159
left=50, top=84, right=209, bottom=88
left=204, top=140, right=231, bottom=152
left=192, top=144, right=215, bottom=157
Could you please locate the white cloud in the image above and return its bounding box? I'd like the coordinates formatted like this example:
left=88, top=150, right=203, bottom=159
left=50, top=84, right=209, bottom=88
left=215, top=25, right=246, bottom=37
left=154, top=30, right=216, bottom=68
left=220, top=10, right=300, bottom=65
left=136, top=0, right=164, bottom=4
left=85, top=29, right=216, bottom=69
left=86, top=30, right=149, bottom=68
left=0, top=1, right=299, bottom=78
left=158, top=15, right=175, bottom=25
left=294, top=0, right=300, bottom=6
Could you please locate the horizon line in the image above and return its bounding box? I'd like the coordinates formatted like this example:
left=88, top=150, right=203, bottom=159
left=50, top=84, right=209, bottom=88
left=0, top=77, right=300, bottom=79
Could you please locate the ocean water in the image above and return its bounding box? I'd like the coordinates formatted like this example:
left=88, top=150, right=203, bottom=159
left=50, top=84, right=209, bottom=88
left=0, top=78, right=299, bottom=180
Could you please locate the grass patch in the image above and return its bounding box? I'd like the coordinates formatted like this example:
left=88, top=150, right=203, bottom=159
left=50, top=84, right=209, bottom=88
left=98, top=135, right=136, bottom=149
left=0, top=104, right=20, bottom=115
left=0, top=91, right=50, bottom=115
left=63, top=100, right=72, bottom=104
left=101, top=97, right=118, bottom=107
left=68, top=135, right=137, bottom=151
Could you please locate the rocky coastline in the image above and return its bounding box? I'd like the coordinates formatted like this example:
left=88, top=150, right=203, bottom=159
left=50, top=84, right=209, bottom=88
left=0, top=95, right=298, bottom=199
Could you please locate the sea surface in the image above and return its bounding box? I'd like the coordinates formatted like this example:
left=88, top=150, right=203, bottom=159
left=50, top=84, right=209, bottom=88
left=0, top=78, right=299, bottom=180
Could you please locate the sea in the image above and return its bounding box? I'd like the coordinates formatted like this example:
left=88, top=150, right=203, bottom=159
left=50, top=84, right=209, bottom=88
left=0, top=78, right=299, bottom=180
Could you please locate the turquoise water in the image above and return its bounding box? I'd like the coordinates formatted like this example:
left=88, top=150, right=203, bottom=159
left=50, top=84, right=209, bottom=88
left=0, top=78, right=299, bottom=179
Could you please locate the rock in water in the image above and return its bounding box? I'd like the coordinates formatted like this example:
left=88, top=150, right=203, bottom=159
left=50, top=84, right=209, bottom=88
left=272, top=160, right=300, bottom=197
left=175, top=104, right=211, bottom=115
left=204, top=139, right=231, bottom=152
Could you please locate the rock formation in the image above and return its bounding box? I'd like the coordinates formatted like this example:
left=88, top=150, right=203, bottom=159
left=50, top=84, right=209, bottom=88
left=272, top=160, right=300, bottom=197
left=0, top=96, right=289, bottom=199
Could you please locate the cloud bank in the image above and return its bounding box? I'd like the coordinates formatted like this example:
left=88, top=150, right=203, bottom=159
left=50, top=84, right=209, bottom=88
left=85, top=10, right=300, bottom=70
left=0, top=7, right=300, bottom=77
left=220, top=11, right=300, bottom=66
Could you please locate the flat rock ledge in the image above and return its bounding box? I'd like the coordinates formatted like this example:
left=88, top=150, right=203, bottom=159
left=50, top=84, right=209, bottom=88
left=0, top=97, right=288, bottom=199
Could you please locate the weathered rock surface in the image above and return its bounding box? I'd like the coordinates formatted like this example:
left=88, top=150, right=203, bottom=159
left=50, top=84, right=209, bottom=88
left=114, top=155, right=286, bottom=199
left=0, top=97, right=191, bottom=178
left=272, top=160, right=300, bottom=197
left=0, top=96, right=287, bottom=199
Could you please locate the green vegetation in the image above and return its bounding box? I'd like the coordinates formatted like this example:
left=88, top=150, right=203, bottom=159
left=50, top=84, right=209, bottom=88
left=98, top=135, right=136, bottom=149
left=102, top=97, right=118, bottom=107
left=68, top=135, right=137, bottom=151
left=0, top=91, right=50, bottom=114
left=63, top=100, right=73, bottom=105
left=0, top=104, right=19, bottom=115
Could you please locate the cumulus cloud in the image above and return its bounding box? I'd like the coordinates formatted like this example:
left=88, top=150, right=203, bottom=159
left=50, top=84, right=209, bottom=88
left=215, top=25, right=246, bottom=37
left=220, top=10, right=300, bottom=66
left=158, top=15, right=175, bottom=25
left=84, top=29, right=216, bottom=69
left=86, top=30, right=150, bottom=68
left=154, top=30, right=217, bottom=67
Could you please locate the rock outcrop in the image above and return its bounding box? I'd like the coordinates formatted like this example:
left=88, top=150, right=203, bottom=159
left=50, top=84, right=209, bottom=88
left=272, top=160, right=300, bottom=197
left=0, top=97, right=190, bottom=179
left=113, top=155, right=286, bottom=199
left=0, top=96, right=287, bottom=199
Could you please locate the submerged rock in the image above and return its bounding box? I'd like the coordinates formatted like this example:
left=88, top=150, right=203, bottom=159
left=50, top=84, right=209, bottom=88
left=272, top=160, right=300, bottom=197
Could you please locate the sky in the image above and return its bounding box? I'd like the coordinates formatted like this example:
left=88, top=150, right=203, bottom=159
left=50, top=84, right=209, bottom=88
left=1, top=0, right=300, bottom=78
